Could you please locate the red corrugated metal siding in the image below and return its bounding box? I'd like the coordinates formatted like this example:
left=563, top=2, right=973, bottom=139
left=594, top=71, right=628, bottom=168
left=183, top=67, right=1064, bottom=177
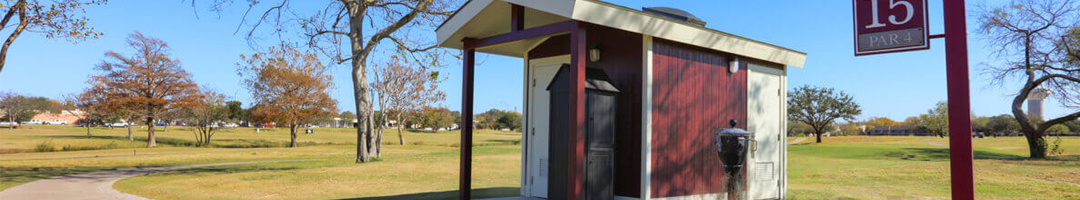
left=650, top=38, right=747, bottom=198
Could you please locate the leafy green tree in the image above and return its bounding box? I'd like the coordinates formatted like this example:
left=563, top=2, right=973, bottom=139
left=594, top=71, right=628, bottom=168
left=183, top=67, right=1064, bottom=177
left=477, top=109, right=502, bottom=130
left=225, top=101, right=250, bottom=123
left=340, top=111, right=356, bottom=128
left=421, top=106, right=454, bottom=132
left=836, top=123, right=863, bottom=136
left=918, top=102, right=950, bottom=138
left=787, top=120, right=815, bottom=137
left=987, top=114, right=1021, bottom=136
left=863, top=116, right=902, bottom=131
left=787, top=85, right=861, bottom=143
left=1064, top=120, right=1080, bottom=133
left=973, top=116, right=992, bottom=133
left=497, top=111, right=522, bottom=131
left=1047, top=124, right=1070, bottom=134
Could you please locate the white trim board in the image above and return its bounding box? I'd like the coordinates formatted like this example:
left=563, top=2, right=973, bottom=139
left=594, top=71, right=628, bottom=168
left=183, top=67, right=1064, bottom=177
left=640, top=35, right=654, bottom=200
left=435, top=0, right=807, bottom=68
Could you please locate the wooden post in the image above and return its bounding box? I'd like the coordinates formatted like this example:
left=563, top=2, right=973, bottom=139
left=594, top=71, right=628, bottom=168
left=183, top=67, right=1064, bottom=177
left=460, top=47, right=475, bottom=200
left=567, top=21, right=587, bottom=200
left=511, top=4, right=524, bottom=32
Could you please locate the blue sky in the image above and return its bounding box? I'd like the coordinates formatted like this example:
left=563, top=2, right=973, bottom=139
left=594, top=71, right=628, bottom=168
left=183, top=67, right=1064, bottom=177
left=0, top=0, right=1073, bottom=121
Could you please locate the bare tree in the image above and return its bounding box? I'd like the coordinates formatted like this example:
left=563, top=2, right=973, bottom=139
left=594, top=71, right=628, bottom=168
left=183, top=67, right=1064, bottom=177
left=372, top=58, right=444, bottom=147
left=979, top=0, right=1080, bottom=158
left=0, top=0, right=106, bottom=73
left=59, top=93, right=89, bottom=134
left=240, top=45, right=338, bottom=148
left=89, top=31, right=202, bottom=147
left=182, top=89, right=229, bottom=147
left=70, top=88, right=107, bottom=135
left=0, top=92, right=57, bottom=129
left=197, top=0, right=459, bottom=163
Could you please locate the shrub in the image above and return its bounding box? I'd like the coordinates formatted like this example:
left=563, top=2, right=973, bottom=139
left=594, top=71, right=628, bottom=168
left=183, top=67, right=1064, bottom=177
left=60, top=142, right=123, bottom=151
left=34, top=140, right=56, bottom=152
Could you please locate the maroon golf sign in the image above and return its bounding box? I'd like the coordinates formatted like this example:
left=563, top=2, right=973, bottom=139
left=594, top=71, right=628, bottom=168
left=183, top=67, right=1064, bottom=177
left=853, top=0, right=929, bottom=56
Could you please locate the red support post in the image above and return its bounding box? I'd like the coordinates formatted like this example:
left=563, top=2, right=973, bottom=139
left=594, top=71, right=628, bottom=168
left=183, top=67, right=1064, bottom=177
left=567, top=21, right=587, bottom=200
left=943, top=0, right=975, bottom=199
left=460, top=47, right=476, bottom=200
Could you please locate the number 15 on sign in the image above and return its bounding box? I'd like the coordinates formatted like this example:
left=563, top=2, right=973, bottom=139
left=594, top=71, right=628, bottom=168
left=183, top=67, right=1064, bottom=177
left=853, top=0, right=930, bottom=56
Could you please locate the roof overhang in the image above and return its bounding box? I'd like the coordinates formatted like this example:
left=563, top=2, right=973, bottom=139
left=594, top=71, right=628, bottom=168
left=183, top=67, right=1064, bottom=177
left=436, top=0, right=807, bottom=68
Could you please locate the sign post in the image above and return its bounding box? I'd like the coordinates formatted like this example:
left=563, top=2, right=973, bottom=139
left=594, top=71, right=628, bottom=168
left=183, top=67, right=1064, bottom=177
left=853, top=0, right=974, bottom=199
left=941, top=0, right=975, bottom=199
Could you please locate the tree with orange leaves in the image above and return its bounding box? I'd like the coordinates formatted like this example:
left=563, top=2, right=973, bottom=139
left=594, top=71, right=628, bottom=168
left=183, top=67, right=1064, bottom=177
left=240, top=46, right=338, bottom=148
left=89, top=31, right=201, bottom=147
left=0, top=0, right=107, bottom=73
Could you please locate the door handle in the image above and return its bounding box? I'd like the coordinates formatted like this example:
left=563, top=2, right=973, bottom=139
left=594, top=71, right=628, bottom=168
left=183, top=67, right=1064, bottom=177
left=751, top=139, right=758, bottom=158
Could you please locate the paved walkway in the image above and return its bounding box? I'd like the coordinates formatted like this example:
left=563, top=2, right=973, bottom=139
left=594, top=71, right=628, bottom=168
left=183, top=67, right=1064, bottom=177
left=787, top=137, right=809, bottom=145
left=0, top=160, right=307, bottom=200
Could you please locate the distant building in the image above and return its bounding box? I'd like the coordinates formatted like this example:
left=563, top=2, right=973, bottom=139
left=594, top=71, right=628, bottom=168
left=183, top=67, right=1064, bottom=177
left=30, top=110, right=85, bottom=125
left=867, top=126, right=933, bottom=136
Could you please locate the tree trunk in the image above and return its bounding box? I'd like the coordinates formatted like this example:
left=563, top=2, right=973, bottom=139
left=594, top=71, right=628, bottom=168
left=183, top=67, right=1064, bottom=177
left=398, top=126, right=405, bottom=145
left=290, top=124, right=298, bottom=147
left=204, top=129, right=212, bottom=147
left=0, top=2, right=27, bottom=74
left=1024, top=134, right=1047, bottom=158
left=146, top=117, right=157, bottom=147
left=126, top=124, right=133, bottom=140
left=85, top=123, right=91, bottom=135
left=370, top=117, right=380, bottom=157
left=349, top=4, right=376, bottom=163
left=815, top=132, right=822, bottom=143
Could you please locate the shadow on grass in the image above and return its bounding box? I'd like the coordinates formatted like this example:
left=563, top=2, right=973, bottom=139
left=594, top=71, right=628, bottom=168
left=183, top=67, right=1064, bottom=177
left=41, top=135, right=331, bottom=148
left=898, top=148, right=1024, bottom=161
left=483, top=139, right=521, bottom=145
left=145, top=164, right=305, bottom=178
left=0, top=163, right=179, bottom=189
left=1, top=166, right=107, bottom=187
left=335, top=187, right=519, bottom=200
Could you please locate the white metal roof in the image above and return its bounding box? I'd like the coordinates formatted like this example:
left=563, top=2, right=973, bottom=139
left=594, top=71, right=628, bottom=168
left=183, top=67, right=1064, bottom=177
left=435, top=0, right=807, bottom=68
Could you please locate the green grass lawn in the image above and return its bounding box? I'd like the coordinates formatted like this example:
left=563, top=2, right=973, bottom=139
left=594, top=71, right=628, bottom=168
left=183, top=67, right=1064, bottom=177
left=3, top=126, right=1079, bottom=199
left=787, top=136, right=1080, bottom=200
left=0, top=126, right=521, bottom=197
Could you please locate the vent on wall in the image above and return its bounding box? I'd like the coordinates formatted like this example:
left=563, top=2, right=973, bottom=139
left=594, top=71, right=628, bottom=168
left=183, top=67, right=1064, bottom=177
left=642, top=7, right=707, bottom=26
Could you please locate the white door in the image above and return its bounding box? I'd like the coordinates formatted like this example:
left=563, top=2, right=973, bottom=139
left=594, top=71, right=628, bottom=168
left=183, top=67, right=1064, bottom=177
left=748, top=65, right=783, bottom=200
left=526, top=55, right=568, bottom=198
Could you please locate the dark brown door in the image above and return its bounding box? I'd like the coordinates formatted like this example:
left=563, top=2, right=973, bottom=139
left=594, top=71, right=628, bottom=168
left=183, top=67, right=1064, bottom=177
left=586, top=93, right=616, bottom=200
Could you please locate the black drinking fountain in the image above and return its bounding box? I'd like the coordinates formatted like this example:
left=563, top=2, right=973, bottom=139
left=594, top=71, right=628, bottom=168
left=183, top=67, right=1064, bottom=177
left=715, top=119, right=752, bottom=200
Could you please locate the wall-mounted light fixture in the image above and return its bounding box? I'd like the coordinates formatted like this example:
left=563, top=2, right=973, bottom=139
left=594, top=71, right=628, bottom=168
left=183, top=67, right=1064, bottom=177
left=589, top=44, right=601, bottom=62
left=728, top=57, right=740, bottom=73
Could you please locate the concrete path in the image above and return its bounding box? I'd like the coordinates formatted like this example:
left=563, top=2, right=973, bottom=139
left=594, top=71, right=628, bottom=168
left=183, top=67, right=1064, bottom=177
left=787, top=137, right=809, bottom=145
left=0, top=160, right=307, bottom=200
